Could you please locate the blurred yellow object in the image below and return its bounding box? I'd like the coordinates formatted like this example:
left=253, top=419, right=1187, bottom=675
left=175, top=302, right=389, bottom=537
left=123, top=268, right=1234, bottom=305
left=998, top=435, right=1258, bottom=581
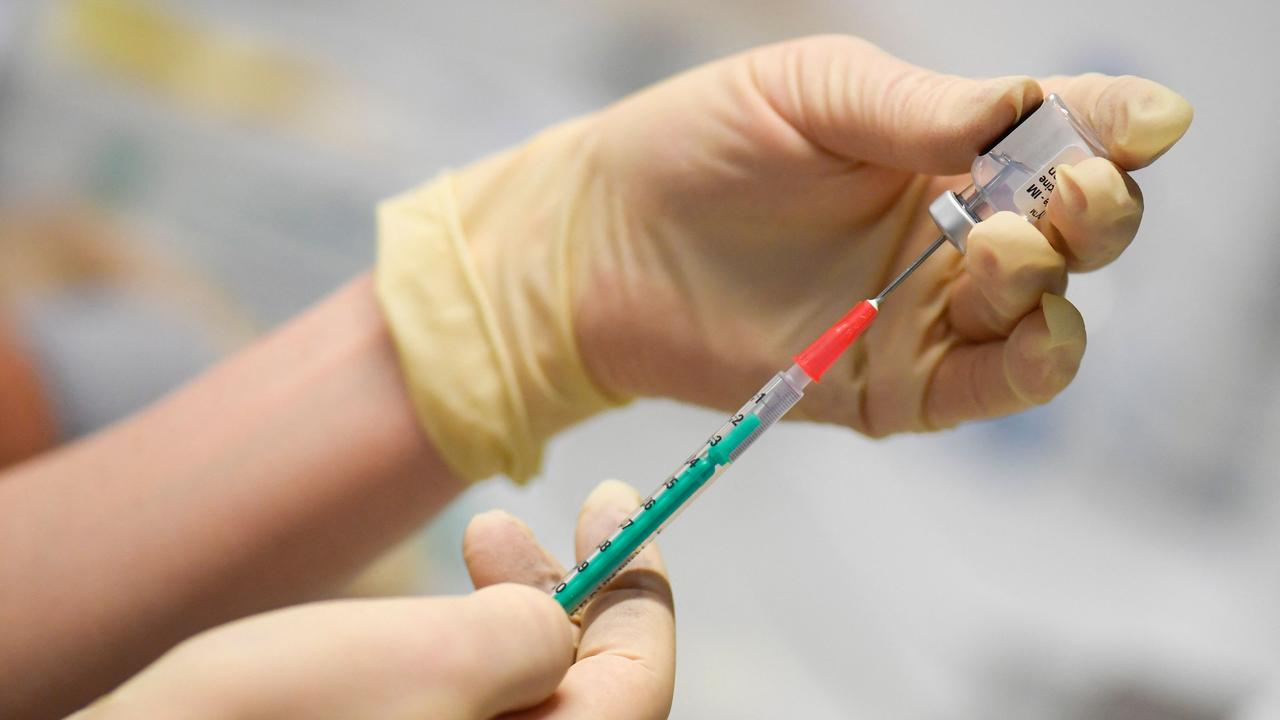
left=0, top=202, right=254, bottom=347
left=51, top=0, right=323, bottom=125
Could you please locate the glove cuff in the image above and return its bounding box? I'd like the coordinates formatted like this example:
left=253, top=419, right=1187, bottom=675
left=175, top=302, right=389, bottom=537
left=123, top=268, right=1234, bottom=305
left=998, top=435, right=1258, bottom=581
left=377, top=174, right=540, bottom=483
left=377, top=168, right=622, bottom=484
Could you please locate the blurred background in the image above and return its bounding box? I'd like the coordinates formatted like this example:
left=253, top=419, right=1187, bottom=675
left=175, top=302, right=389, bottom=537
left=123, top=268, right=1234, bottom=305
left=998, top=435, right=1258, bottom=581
left=0, top=0, right=1275, bottom=717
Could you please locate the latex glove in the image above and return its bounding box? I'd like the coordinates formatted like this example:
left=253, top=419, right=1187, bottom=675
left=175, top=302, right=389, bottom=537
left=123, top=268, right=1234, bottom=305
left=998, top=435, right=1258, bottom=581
left=377, top=34, right=1193, bottom=482
left=462, top=480, right=676, bottom=719
left=72, top=480, right=673, bottom=720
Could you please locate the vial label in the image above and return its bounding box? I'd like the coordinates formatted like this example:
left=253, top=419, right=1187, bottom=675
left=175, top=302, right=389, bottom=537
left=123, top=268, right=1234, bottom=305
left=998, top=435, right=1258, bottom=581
left=1013, top=145, right=1091, bottom=220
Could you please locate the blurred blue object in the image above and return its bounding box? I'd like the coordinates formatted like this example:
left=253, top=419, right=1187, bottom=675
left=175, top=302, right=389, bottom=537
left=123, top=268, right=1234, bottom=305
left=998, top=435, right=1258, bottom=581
left=15, top=287, right=222, bottom=438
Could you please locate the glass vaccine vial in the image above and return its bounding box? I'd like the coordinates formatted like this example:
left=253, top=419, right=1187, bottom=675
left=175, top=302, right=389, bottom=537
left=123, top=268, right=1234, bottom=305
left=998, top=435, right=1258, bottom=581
left=929, top=93, right=1107, bottom=253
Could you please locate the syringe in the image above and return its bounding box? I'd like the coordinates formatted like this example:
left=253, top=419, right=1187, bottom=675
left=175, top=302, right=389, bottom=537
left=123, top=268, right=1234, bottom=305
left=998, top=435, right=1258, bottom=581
left=551, top=93, right=1107, bottom=614
left=550, top=247, right=935, bottom=613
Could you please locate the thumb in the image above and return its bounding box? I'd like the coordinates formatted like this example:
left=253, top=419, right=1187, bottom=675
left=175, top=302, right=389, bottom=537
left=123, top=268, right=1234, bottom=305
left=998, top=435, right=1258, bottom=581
left=745, top=34, right=1042, bottom=174
left=447, top=584, right=575, bottom=718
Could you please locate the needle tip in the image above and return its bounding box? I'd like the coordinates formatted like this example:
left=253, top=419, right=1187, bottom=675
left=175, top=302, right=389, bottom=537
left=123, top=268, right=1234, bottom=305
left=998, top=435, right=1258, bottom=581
left=873, top=234, right=948, bottom=303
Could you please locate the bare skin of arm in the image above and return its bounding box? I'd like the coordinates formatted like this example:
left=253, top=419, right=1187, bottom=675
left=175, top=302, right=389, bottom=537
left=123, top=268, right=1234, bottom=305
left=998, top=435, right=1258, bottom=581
left=0, top=274, right=465, bottom=719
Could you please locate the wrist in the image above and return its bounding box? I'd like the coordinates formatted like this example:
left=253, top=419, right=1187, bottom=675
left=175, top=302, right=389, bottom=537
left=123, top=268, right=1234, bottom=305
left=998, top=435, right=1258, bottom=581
left=454, top=117, right=627, bottom=462
left=454, top=115, right=653, bottom=404
left=453, top=112, right=630, bottom=414
left=378, top=118, right=625, bottom=483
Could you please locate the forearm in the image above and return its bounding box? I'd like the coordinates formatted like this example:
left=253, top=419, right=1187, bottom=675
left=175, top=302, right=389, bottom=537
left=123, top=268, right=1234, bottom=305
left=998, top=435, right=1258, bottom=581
left=0, top=273, right=464, bottom=718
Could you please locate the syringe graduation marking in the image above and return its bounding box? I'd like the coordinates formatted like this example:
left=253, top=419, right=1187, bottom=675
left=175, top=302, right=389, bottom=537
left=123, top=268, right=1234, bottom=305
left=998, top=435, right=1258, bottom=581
left=728, top=377, right=799, bottom=463
left=553, top=413, right=762, bottom=613
left=554, top=251, right=920, bottom=613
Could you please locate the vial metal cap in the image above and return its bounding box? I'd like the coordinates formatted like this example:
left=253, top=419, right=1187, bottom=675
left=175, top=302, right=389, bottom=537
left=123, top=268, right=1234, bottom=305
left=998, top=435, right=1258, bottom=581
left=928, top=189, right=977, bottom=254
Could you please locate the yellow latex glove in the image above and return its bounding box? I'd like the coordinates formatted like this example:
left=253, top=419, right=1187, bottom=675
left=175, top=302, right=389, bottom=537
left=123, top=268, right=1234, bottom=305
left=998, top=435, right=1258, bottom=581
left=378, top=35, right=1192, bottom=483
left=75, top=481, right=675, bottom=720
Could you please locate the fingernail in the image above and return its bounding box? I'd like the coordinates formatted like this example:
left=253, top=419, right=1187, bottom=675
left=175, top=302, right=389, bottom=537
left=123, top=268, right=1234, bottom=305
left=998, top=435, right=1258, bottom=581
left=1054, top=164, right=1087, bottom=213
left=472, top=509, right=534, bottom=538
left=597, top=478, right=640, bottom=500
left=984, top=76, right=1039, bottom=120
left=1041, top=293, right=1085, bottom=348
left=474, top=509, right=514, bottom=524
left=1121, top=81, right=1194, bottom=160
left=584, top=479, right=641, bottom=515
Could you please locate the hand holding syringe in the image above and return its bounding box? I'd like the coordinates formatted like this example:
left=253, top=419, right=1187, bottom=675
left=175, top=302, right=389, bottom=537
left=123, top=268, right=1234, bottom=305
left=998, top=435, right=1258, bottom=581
left=553, top=94, right=1109, bottom=614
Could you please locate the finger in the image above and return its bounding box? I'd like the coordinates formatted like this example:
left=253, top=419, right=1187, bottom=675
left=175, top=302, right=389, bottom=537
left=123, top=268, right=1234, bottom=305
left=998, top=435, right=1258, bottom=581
left=107, top=590, right=574, bottom=720
left=575, top=481, right=675, bottom=715
left=442, top=585, right=576, bottom=718
left=948, top=212, right=1067, bottom=341
left=511, top=481, right=676, bottom=719
left=749, top=35, right=1043, bottom=174
left=1039, top=74, right=1193, bottom=170
left=572, top=481, right=671, bottom=621
left=572, top=481, right=663, bottom=573
left=463, top=510, right=565, bottom=592
left=1043, top=158, right=1144, bottom=272
left=927, top=294, right=1085, bottom=428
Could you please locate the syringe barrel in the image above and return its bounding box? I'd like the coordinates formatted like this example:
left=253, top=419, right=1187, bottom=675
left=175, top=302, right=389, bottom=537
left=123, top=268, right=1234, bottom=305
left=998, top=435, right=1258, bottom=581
left=930, top=93, right=1107, bottom=252
left=551, top=365, right=809, bottom=614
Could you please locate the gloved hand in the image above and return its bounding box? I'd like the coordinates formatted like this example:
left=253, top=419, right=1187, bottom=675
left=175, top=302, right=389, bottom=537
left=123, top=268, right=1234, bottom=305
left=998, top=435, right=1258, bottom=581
left=462, top=480, right=676, bottom=719
left=73, top=480, right=675, bottom=720
left=378, top=35, right=1193, bottom=482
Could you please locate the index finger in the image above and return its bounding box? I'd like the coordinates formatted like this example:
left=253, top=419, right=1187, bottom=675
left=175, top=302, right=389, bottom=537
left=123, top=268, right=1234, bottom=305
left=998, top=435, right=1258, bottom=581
left=1039, top=73, right=1193, bottom=170
left=510, top=480, right=676, bottom=720
left=574, top=480, right=674, bottom=667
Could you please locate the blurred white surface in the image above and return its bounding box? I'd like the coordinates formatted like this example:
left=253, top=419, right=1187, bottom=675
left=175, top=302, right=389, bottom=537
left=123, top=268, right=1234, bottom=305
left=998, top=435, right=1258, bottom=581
left=2, top=1, right=1275, bottom=717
